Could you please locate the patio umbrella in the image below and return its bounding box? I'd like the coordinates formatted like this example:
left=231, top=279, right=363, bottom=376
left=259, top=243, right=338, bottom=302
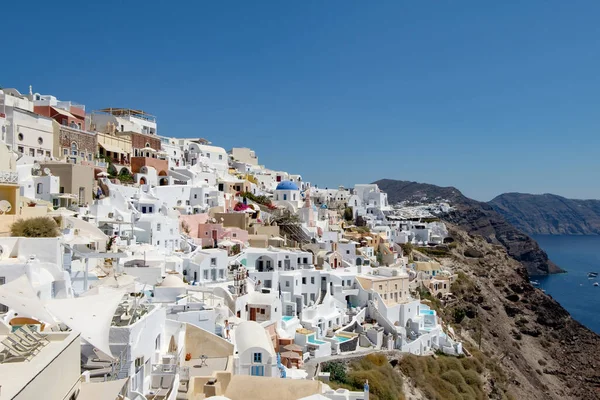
left=280, top=351, right=301, bottom=359
left=283, top=343, right=303, bottom=352
left=218, top=239, right=236, bottom=247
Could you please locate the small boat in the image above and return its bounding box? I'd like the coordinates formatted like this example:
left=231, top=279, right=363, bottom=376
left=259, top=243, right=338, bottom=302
left=594, top=282, right=599, bottom=287
left=530, top=280, right=540, bottom=286
left=588, top=272, right=598, bottom=278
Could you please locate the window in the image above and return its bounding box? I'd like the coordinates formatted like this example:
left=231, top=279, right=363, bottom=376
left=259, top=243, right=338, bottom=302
left=204, top=270, right=209, bottom=280
left=46, top=151, right=51, bottom=157
left=251, top=365, right=264, bottom=376
left=285, top=281, right=290, bottom=287
left=142, top=206, right=147, bottom=213
left=310, top=277, right=315, bottom=284
left=302, top=277, right=306, bottom=284
left=232, top=233, right=237, bottom=238
left=157, top=223, right=161, bottom=231
left=60, top=187, right=65, bottom=194
left=77, top=123, right=82, bottom=129
left=0, top=277, right=6, bottom=312
left=157, top=240, right=160, bottom=245
left=347, top=280, right=351, bottom=286
left=303, top=257, right=308, bottom=264
left=36, top=183, right=43, bottom=194
left=379, top=285, right=383, bottom=290
left=29, top=148, right=35, bottom=156
left=18, top=133, right=23, bottom=141
left=63, top=148, right=68, bottom=155
left=186, top=200, right=190, bottom=205
left=155, top=335, right=161, bottom=350
left=283, top=194, right=287, bottom=201
left=149, top=206, right=153, bottom=213
left=194, top=194, right=197, bottom=199
left=219, top=270, right=224, bottom=279
left=218, top=154, right=223, bottom=160
left=71, top=142, right=78, bottom=156
left=310, top=293, right=315, bottom=302
left=206, top=153, right=210, bottom=158
left=18, top=146, right=24, bottom=153
left=211, top=258, right=217, bottom=266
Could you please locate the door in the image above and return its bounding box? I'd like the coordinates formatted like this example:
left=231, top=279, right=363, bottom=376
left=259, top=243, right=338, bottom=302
left=211, top=269, right=217, bottom=281
left=250, top=307, right=257, bottom=321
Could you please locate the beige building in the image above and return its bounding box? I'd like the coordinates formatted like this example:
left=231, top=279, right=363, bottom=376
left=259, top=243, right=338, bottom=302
left=96, top=131, right=132, bottom=167
left=229, top=147, right=258, bottom=166
left=40, top=162, right=95, bottom=206
left=357, top=267, right=410, bottom=306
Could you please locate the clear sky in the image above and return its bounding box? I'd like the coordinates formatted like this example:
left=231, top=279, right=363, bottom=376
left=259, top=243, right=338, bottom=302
left=3, top=1, right=600, bottom=201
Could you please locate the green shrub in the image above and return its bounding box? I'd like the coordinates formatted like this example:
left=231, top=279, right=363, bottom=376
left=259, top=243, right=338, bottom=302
left=10, top=217, right=60, bottom=238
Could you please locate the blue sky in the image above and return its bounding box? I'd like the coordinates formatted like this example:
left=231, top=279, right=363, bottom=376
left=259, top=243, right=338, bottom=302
left=3, top=1, right=600, bottom=201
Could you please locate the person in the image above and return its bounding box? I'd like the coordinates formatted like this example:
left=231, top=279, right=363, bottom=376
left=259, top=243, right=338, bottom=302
left=224, top=319, right=230, bottom=339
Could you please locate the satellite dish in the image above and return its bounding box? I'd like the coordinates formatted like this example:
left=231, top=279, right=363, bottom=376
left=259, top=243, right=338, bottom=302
left=0, top=200, right=12, bottom=214
left=116, top=215, right=124, bottom=222
left=43, top=168, right=52, bottom=176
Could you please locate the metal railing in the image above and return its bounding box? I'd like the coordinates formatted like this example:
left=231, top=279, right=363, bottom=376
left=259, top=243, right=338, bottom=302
left=0, top=171, right=18, bottom=184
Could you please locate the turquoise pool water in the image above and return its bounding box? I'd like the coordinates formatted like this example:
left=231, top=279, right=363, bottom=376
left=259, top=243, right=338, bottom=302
left=420, top=309, right=435, bottom=315
left=307, top=335, right=326, bottom=345
left=334, top=336, right=351, bottom=343
left=282, top=316, right=294, bottom=322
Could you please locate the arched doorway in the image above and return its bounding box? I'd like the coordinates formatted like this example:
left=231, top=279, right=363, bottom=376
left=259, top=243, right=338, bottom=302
left=139, top=177, right=147, bottom=185
left=159, top=177, right=169, bottom=186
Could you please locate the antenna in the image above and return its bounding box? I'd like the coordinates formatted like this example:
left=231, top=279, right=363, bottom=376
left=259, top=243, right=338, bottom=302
left=0, top=200, right=12, bottom=214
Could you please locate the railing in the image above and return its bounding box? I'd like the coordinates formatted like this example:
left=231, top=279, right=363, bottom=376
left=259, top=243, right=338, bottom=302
left=0, top=171, right=18, bottom=184
left=59, top=124, right=96, bottom=136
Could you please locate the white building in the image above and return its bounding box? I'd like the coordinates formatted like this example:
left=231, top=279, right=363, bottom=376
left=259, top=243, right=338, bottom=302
left=91, top=108, right=157, bottom=135
left=0, top=89, right=54, bottom=158
left=183, top=248, right=228, bottom=284
left=233, top=321, right=278, bottom=377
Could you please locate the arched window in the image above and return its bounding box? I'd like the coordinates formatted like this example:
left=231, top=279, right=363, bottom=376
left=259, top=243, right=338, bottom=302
left=71, top=142, right=78, bottom=156
left=36, top=183, right=43, bottom=194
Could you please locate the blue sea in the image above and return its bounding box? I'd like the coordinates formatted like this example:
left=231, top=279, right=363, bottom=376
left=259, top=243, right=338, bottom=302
left=532, top=235, right=600, bottom=334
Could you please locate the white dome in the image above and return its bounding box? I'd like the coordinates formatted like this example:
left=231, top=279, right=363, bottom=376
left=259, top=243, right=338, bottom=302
left=160, top=274, right=185, bottom=288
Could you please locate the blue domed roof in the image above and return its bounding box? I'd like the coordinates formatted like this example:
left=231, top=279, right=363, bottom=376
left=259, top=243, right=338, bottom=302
left=320, top=204, right=328, bottom=209
left=276, top=181, right=299, bottom=191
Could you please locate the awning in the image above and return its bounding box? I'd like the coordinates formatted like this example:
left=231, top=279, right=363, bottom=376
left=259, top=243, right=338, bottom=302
left=0, top=275, right=56, bottom=324
left=51, top=106, right=76, bottom=119
left=99, top=142, right=126, bottom=155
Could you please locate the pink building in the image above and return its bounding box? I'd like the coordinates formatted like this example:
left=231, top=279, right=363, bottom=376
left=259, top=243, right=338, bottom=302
left=197, top=223, right=248, bottom=248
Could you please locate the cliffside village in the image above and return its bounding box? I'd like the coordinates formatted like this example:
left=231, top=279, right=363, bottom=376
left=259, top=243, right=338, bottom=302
left=0, top=87, right=461, bottom=400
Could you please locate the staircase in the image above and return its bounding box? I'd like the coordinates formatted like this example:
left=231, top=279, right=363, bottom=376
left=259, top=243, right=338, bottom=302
left=115, top=347, right=133, bottom=380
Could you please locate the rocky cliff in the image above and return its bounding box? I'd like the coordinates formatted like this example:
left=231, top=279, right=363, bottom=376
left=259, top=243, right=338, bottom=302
left=374, top=179, right=562, bottom=275
left=436, top=227, right=600, bottom=399
left=489, top=193, right=600, bottom=235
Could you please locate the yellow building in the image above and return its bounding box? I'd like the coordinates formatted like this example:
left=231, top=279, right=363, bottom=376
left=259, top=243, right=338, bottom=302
left=96, top=131, right=133, bottom=167
left=356, top=267, right=411, bottom=306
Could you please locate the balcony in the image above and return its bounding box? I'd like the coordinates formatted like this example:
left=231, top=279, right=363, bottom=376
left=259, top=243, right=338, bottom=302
left=0, top=171, right=18, bottom=185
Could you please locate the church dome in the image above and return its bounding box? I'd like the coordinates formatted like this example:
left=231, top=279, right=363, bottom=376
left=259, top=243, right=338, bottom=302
left=276, top=181, right=299, bottom=191
left=160, top=274, right=185, bottom=288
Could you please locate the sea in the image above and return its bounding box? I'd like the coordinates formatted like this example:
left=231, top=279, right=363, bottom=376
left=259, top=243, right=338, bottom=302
left=532, top=235, right=600, bottom=334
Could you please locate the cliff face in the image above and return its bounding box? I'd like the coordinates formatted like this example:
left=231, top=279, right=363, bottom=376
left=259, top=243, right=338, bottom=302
left=374, top=179, right=562, bottom=275
left=439, top=227, right=600, bottom=399
left=489, top=193, right=600, bottom=235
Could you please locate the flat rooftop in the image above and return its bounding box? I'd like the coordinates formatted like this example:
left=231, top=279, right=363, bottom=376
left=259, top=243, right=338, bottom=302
left=0, top=331, right=79, bottom=399
left=182, top=356, right=229, bottom=378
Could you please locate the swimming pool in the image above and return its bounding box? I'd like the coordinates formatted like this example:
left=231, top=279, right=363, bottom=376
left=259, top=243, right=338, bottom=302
left=307, top=334, right=326, bottom=345
left=282, top=316, right=294, bottom=322
left=420, top=309, right=435, bottom=315
left=334, top=336, right=351, bottom=343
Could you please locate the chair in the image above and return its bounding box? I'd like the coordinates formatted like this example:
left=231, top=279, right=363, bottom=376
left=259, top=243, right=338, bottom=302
left=0, top=340, right=33, bottom=361
left=200, top=354, right=208, bottom=367
left=4, top=336, right=40, bottom=353
left=13, top=328, right=43, bottom=347
left=22, top=325, right=49, bottom=343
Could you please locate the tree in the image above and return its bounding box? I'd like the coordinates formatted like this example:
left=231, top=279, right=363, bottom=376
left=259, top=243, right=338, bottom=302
left=343, top=207, right=353, bottom=221
left=10, top=217, right=60, bottom=238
